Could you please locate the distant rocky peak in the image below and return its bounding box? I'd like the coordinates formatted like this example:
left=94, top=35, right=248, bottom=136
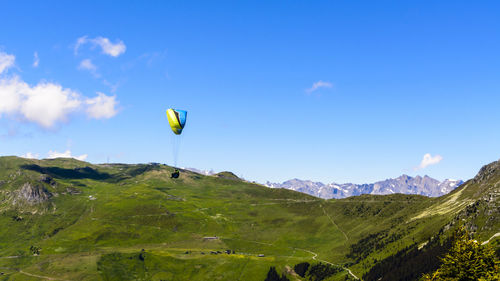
left=398, top=174, right=410, bottom=180
left=266, top=174, right=463, bottom=199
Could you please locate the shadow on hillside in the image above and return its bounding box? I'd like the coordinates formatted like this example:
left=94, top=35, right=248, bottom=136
left=21, top=164, right=111, bottom=180
left=125, top=165, right=161, bottom=177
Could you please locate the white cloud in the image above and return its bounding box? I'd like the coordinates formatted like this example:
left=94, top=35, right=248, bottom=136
left=21, top=152, right=39, bottom=159
left=22, top=81, right=82, bottom=128
left=47, top=150, right=88, bottom=161
left=0, top=76, right=24, bottom=115
left=416, top=153, right=443, bottom=170
left=0, top=52, right=119, bottom=128
left=92, top=37, right=126, bottom=57
left=33, top=52, right=39, bottom=68
left=85, top=92, right=118, bottom=119
left=0, top=52, right=15, bottom=74
left=306, top=80, right=333, bottom=94
left=74, top=36, right=126, bottom=57
left=0, top=76, right=81, bottom=128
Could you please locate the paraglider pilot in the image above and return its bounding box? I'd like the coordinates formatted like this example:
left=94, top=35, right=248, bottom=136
left=171, top=169, right=180, bottom=179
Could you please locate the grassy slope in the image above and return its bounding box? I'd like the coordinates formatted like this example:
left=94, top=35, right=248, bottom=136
left=0, top=156, right=497, bottom=280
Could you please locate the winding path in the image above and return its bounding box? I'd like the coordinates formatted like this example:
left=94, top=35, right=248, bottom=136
left=223, top=236, right=360, bottom=280
left=294, top=248, right=359, bottom=280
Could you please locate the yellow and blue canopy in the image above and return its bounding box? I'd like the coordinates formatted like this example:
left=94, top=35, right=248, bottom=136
left=166, top=108, right=187, bottom=135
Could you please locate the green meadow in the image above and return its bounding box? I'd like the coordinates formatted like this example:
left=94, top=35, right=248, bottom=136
left=0, top=156, right=497, bottom=280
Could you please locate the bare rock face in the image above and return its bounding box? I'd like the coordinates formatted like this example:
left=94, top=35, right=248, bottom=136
left=472, top=159, right=500, bottom=184
left=15, top=183, right=52, bottom=205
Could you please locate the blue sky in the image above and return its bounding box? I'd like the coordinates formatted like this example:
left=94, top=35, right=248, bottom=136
left=1, top=1, right=499, bottom=184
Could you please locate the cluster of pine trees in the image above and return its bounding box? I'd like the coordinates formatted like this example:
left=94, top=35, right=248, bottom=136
left=363, top=237, right=452, bottom=280
left=364, top=226, right=499, bottom=281
left=346, top=229, right=402, bottom=263
left=421, top=227, right=499, bottom=281
left=266, top=227, right=498, bottom=281
left=264, top=262, right=346, bottom=281
left=264, top=267, right=289, bottom=281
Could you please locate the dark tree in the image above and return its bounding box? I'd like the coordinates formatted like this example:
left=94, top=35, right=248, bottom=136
left=264, top=267, right=281, bottom=281
left=29, top=246, right=41, bottom=255
left=294, top=262, right=310, bottom=277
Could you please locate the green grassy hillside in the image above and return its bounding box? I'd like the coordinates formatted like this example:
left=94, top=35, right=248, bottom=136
left=0, top=156, right=497, bottom=280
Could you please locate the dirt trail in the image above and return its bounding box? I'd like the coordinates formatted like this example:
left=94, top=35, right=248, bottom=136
left=294, top=248, right=359, bottom=280
left=250, top=199, right=320, bottom=206
left=320, top=204, right=348, bottom=242
left=0, top=256, right=21, bottom=259
left=482, top=232, right=500, bottom=245
left=19, top=270, right=68, bottom=280
left=236, top=258, right=250, bottom=281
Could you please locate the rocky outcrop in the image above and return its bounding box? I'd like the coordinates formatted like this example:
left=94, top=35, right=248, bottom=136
left=39, top=175, right=56, bottom=186
left=438, top=159, right=500, bottom=237
left=471, top=158, right=500, bottom=185
left=14, top=183, right=52, bottom=205
left=65, top=186, right=82, bottom=195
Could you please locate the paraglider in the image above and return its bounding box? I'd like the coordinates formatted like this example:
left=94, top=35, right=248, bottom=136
left=166, top=109, right=187, bottom=135
left=166, top=108, right=187, bottom=178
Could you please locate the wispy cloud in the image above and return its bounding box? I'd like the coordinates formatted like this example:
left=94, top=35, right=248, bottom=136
left=21, top=152, right=39, bottom=159
left=306, top=80, right=333, bottom=94
left=33, top=52, right=39, bottom=68
left=75, top=36, right=126, bottom=57
left=74, top=36, right=88, bottom=55
left=415, top=153, right=443, bottom=170
left=102, top=79, right=120, bottom=93
left=47, top=150, right=88, bottom=161
left=122, top=51, right=166, bottom=71
left=0, top=52, right=15, bottom=74
left=78, top=58, right=99, bottom=77
left=0, top=51, right=119, bottom=128
left=79, top=58, right=96, bottom=71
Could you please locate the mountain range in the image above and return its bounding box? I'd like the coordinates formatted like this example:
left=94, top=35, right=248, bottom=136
left=266, top=175, right=463, bottom=199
